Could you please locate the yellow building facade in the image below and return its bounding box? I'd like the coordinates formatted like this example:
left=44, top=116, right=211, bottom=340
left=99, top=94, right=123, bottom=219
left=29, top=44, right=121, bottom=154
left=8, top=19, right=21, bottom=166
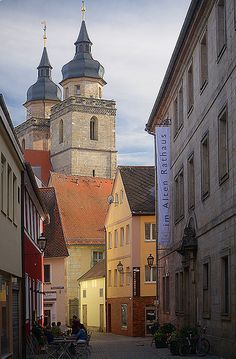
left=78, top=260, right=106, bottom=332
left=105, top=167, right=157, bottom=336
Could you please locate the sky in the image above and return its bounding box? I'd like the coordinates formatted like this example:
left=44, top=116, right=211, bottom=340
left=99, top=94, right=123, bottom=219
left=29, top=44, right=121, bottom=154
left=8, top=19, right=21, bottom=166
left=0, top=0, right=191, bottom=166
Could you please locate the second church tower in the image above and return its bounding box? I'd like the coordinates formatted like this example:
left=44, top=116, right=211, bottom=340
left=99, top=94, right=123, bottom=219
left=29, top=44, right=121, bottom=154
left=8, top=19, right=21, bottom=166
left=50, top=18, right=117, bottom=179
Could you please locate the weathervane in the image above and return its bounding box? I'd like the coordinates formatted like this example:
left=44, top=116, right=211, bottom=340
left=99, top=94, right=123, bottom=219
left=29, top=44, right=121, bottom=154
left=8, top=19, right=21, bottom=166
left=41, top=21, right=47, bottom=47
left=81, top=0, right=86, bottom=21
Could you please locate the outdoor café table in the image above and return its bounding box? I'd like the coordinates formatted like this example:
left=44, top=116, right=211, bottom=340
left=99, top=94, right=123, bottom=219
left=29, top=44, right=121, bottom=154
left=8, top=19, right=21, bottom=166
left=52, top=337, right=77, bottom=359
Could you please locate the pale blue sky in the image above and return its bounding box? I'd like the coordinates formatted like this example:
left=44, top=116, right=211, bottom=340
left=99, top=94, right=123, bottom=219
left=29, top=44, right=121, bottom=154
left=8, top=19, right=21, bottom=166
left=0, top=0, right=191, bottom=165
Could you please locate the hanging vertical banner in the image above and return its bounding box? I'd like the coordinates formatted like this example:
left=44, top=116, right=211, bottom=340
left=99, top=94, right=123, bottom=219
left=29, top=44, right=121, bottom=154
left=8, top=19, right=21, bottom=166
left=155, top=126, right=171, bottom=246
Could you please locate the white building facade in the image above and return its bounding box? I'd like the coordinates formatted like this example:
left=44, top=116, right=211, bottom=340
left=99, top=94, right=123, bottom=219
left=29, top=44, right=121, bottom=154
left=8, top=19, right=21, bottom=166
left=146, top=1, right=236, bottom=357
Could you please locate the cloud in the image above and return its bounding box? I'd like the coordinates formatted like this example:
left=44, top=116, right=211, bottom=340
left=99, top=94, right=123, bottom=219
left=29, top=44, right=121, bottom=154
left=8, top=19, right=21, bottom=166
left=0, top=0, right=191, bottom=165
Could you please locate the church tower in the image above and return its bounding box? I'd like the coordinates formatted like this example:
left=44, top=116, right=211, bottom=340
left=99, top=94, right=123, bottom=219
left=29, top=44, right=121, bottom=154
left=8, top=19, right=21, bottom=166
left=15, top=24, right=61, bottom=151
left=50, top=7, right=117, bottom=179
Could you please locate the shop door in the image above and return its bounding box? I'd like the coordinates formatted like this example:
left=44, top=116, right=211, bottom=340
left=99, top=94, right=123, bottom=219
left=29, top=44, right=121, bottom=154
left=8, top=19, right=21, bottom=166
left=99, top=304, right=104, bottom=332
left=145, top=307, right=156, bottom=336
left=44, top=310, right=51, bottom=327
left=107, top=304, right=111, bottom=332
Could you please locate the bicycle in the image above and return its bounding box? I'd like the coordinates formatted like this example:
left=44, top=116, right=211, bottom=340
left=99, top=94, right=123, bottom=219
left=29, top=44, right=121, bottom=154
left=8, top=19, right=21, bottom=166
left=179, top=326, right=210, bottom=357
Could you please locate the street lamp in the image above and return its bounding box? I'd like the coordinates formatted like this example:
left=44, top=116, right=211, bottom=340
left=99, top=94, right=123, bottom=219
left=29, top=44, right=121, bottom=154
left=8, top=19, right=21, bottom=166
left=147, top=254, right=154, bottom=268
left=117, top=261, right=124, bottom=273
left=37, top=233, right=47, bottom=252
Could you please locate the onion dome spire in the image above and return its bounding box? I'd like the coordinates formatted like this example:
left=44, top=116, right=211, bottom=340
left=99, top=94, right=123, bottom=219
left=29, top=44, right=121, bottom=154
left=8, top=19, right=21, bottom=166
left=61, top=2, right=105, bottom=83
left=26, top=23, right=61, bottom=103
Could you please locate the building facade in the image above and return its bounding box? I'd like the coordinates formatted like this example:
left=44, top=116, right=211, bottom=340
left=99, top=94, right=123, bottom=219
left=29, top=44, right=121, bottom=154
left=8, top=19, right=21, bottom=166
left=23, top=163, right=47, bottom=334
left=105, top=167, right=157, bottom=337
left=146, top=0, right=236, bottom=357
left=78, top=259, right=106, bottom=332
left=49, top=172, right=113, bottom=324
left=40, top=187, right=69, bottom=326
left=0, top=95, right=24, bottom=358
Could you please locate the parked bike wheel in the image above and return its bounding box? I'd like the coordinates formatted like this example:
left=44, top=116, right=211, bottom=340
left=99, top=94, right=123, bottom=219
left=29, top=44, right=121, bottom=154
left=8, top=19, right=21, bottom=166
left=179, top=339, right=191, bottom=356
left=196, top=338, right=210, bottom=357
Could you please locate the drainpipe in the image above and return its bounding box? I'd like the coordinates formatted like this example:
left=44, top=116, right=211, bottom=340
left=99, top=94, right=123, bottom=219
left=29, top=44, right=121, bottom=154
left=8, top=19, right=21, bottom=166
left=21, top=170, right=26, bottom=358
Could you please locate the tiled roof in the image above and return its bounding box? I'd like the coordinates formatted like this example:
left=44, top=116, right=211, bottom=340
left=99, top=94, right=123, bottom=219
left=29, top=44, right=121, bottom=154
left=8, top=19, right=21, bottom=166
left=24, top=150, right=52, bottom=185
left=50, top=173, right=113, bottom=245
left=119, top=166, right=155, bottom=215
left=39, top=187, right=68, bottom=258
left=78, top=259, right=105, bottom=281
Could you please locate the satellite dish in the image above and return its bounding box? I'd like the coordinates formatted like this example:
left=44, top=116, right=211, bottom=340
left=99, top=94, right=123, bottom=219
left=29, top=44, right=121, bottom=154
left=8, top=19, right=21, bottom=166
left=107, top=195, right=114, bottom=205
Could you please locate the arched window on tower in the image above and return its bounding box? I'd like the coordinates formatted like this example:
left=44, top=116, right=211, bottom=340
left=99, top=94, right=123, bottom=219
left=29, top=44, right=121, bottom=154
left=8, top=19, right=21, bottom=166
left=59, top=119, right=64, bottom=144
left=90, top=117, right=98, bottom=141
left=21, top=139, right=25, bottom=150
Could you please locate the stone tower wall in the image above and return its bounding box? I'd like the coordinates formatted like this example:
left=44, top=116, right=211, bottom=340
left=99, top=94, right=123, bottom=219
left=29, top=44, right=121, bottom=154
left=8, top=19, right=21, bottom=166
left=50, top=95, right=117, bottom=178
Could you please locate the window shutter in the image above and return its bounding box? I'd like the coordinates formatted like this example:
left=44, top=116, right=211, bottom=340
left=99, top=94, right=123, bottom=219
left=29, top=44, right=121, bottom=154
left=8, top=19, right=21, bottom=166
left=152, top=224, right=156, bottom=240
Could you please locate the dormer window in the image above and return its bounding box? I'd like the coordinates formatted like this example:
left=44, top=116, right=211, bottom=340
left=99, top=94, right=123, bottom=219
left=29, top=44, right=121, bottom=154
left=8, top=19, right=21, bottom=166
left=75, top=85, right=81, bottom=96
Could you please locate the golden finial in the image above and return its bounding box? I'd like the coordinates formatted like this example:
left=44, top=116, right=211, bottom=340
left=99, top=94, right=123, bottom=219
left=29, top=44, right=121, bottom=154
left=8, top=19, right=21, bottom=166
left=41, top=21, right=47, bottom=47
left=81, top=0, right=86, bottom=21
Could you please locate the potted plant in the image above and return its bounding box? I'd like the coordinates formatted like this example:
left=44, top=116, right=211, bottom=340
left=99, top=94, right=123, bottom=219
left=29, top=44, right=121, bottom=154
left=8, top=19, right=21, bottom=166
left=154, top=323, right=176, bottom=348
left=167, top=330, right=181, bottom=355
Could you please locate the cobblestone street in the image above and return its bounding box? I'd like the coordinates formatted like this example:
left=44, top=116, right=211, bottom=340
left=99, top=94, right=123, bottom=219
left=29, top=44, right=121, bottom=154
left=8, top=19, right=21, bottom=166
left=89, top=332, right=223, bottom=359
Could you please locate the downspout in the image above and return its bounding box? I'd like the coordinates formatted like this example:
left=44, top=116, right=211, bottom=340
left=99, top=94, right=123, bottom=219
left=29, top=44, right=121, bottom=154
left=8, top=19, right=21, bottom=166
left=104, top=226, right=108, bottom=332
left=21, top=170, right=26, bottom=358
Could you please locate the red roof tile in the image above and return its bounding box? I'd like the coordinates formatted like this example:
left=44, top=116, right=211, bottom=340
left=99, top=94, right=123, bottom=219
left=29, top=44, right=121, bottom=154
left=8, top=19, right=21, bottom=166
left=39, top=187, right=68, bottom=258
left=24, top=150, right=52, bottom=185
left=50, top=173, right=113, bottom=245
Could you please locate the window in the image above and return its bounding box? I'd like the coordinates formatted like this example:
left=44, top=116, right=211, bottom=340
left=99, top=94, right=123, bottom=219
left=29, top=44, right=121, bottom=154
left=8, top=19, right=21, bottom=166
left=114, top=269, right=118, bottom=287
left=120, top=227, right=124, bottom=246
left=108, top=232, right=112, bottom=249
left=175, top=273, right=179, bottom=312
left=44, top=264, right=51, bottom=283
left=121, top=304, right=128, bottom=328
left=145, top=265, right=157, bottom=282
left=178, top=85, right=184, bottom=128
left=7, top=165, right=12, bottom=219
left=218, top=106, right=228, bottom=183
left=59, top=119, right=63, bottom=144
left=173, top=97, right=178, bottom=137
left=22, top=139, right=25, bottom=150
left=187, top=62, right=194, bottom=113
left=201, top=133, right=210, bottom=200
left=108, top=270, right=112, bottom=287
left=200, top=30, right=208, bottom=91
left=203, top=261, right=210, bottom=316
left=174, top=168, right=184, bottom=222
left=120, top=189, right=124, bottom=204
left=98, top=87, right=102, bottom=99
left=119, top=272, right=124, bottom=287
left=114, top=229, right=118, bottom=248
left=92, top=251, right=103, bottom=266
left=144, top=223, right=156, bottom=241
left=92, top=170, right=95, bottom=177
left=65, top=87, right=69, bottom=99
left=216, top=0, right=226, bottom=58
left=1, top=154, right=6, bottom=213
left=126, top=224, right=130, bottom=244
left=99, top=288, right=103, bottom=297
left=114, top=193, right=119, bottom=206
left=90, top=117, right=98, bottom=140
left=13, top=174, right=17, bottom=224
left=75, top=85, right=81, bottom=95
left=126, top=267, right=130, bottom=286
left=83, top=290, right=86, bottom=298
left=187, top=153, right=195, bottom=209
left=222, top=255, right=230, bottom=315
left=163, top=275, right=170, bottom=313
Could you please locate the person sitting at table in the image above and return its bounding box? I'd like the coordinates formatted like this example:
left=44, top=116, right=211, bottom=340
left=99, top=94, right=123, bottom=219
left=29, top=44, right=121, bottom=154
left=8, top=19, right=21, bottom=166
left=44, top=325, right=54, bottom=344
left=75, top=323, right=87, bottom=342
left=51, top=321, right=62, bottom=337
left=71, top=315, right=80, bottom=334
